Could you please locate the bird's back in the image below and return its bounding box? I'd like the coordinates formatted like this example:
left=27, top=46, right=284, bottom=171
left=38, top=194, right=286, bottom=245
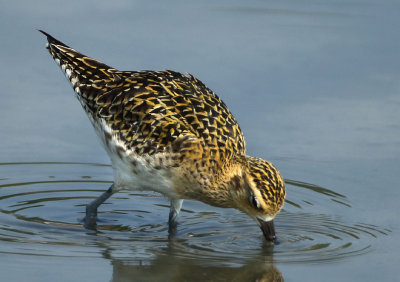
left=41, top=31, right=246, bottom=173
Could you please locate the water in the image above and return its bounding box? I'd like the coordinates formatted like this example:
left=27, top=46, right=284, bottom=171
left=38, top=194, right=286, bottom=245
left=0, top=162, right=388, bottom=278
left=1, top=1, right=399, bottom=281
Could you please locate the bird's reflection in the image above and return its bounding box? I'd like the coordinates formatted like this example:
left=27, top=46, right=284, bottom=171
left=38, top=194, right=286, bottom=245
left=96, top=237, right=284, bottom=282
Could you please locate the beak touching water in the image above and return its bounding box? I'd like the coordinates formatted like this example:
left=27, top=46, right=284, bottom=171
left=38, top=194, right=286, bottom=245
left=257, top=218, right=276, bottom=242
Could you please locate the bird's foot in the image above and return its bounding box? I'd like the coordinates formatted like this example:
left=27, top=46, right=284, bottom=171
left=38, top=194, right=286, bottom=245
left=83, top=206, right=98, bottom=230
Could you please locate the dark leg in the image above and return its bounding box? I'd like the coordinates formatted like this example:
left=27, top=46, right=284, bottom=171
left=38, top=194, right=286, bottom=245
left=84, top=184, right=114, bottom=230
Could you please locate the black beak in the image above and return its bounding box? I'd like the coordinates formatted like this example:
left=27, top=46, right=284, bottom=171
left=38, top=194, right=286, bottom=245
left=257, top=219, right=276, bottom=242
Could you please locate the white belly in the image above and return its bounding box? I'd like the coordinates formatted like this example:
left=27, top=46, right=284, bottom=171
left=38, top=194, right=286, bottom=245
left=111, top=152, right=177, bottom=197
left=92, top=118, right=180, bottom=199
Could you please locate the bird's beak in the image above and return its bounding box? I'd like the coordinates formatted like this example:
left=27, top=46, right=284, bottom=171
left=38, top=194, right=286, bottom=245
left=257, top=218, right=276, bottom=242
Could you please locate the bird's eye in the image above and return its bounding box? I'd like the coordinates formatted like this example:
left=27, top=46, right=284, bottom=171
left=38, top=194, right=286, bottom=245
left=250, top=194, right=260, bottom=209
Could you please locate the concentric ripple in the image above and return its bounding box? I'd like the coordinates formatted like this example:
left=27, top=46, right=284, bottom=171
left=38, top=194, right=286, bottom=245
left=0, top=162, right=389, bottom=265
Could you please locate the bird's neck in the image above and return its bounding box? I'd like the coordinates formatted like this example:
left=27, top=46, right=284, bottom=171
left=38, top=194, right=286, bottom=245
left=175, top=155, right=248, bottom=208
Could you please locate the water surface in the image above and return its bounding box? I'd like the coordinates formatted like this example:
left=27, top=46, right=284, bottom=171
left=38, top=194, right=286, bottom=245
left=0, top=162, right=390, bottom=280
left=1, top=0, right=399, bottom=281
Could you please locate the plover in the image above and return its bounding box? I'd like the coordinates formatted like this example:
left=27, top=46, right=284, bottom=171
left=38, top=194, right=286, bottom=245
left=40, top=31, right=285, bottom=242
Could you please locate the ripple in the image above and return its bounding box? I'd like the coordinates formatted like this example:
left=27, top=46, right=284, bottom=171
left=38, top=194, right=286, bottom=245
left=0, top=162, right=389, bottom=264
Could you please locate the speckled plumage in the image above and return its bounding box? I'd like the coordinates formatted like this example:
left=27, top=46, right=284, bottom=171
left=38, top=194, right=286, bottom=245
left=40, top=31, right=285, bottom=241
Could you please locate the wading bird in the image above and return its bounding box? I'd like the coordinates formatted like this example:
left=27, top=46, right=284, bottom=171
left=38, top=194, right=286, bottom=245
left=40, top=31, right=285, bottom=242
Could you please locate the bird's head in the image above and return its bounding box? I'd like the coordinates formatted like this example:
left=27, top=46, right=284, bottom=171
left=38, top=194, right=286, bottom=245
left=233, top=156, right=286, bottom=242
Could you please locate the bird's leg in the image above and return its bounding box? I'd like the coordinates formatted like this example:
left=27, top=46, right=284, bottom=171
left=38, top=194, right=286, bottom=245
left=84, top=184, right=114, bottom=230
left=168, top=199, right=183, bottom=234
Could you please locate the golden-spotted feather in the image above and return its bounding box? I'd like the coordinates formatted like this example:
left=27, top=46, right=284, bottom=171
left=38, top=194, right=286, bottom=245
left=41, top=29, right=245, bottom=169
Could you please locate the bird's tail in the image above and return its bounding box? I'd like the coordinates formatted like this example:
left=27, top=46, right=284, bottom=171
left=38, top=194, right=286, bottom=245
left=39, top=30, right=125, bottom=89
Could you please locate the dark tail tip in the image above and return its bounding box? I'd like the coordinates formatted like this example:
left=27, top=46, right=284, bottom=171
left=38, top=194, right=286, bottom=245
left=38, top=29, right=69, bottom=48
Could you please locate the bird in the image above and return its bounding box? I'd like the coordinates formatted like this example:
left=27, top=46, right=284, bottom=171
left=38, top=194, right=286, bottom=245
left=39, top=30, right=286, bottom=242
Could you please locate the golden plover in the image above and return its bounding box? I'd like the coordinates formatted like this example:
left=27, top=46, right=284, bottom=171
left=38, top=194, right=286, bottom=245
left=40, top=31, right=285, bottom=242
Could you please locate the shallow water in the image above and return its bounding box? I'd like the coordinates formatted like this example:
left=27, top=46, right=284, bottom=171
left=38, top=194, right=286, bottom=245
left=1, top=0, right=400, bottom=281
left=0, top=162, right=390, bottom=279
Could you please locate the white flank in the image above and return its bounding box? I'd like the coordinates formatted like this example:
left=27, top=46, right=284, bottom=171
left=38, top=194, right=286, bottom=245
left=95, top=119, right=178, bottom=198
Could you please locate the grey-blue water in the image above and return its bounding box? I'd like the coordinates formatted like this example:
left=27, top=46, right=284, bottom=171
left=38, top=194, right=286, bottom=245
left=1, top=1, right=399, bottom=281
